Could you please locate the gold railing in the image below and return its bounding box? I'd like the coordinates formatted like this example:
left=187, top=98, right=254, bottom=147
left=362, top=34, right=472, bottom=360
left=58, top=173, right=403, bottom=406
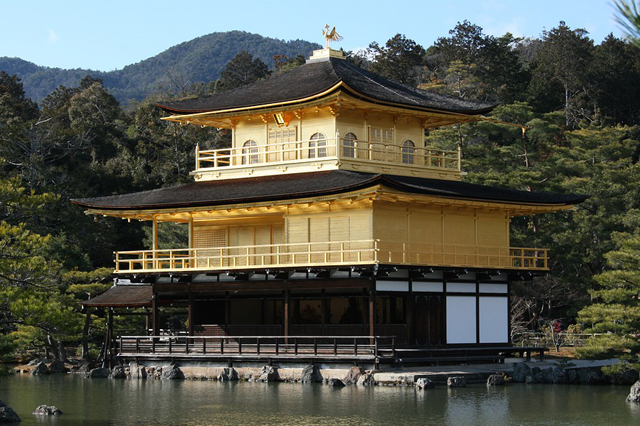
left=114, top=240, right=548, bottom=273
left=196, top=138, right=460, bottom=172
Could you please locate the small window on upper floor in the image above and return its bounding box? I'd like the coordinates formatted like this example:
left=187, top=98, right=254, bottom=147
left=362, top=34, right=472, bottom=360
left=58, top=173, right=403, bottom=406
left=402, top=140, right=415, bottom=164
left=242, top=140, right=259, bottom=164
left=343, top=132, right=357, bottom=158
left=309, top=132, right=327, bottom=158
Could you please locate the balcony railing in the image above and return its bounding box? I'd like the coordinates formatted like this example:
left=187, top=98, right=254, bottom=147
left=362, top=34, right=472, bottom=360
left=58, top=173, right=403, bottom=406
left=195, top=137, right=461, bottom=172
left=114, top=240, right=548, bottom=273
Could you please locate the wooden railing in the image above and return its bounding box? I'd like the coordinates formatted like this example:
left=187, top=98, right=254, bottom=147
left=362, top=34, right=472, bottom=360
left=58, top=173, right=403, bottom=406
left=115, top=335, right=396, bottom=359
left=114, top=240, right=548, bottom=273
left=196, top=138, right=460, bottom=172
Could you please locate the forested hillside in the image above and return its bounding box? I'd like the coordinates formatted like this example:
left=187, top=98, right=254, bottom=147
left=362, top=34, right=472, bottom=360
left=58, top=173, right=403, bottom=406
left=1, top=21, right=640, bottom=363
left=0, top=31, right=321, bottom=103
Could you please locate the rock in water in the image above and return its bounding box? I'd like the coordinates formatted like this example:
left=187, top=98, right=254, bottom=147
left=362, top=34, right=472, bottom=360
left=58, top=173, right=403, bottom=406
left=511, top=362, right=532, bottom=383
left=33, top=405, right=63, bottom=415
left=327, top=378, right=345, bottom=387
left=357, top=373, right=374, bottom=387
left=486, top=374, right=506, bottom=386
left=301, top=365, right=322, bottom=383
left=217, top=367, right=238, bottom=382
left=31, top=362, right=48, bottom=376
left=258, top=366, right=280, bottom=382
left=48, top=360, right=67, bottom=374
left=129, top=363, right=147, bottom=379
left=110, top=365, right=127, bottom=379
left=447, top=376, right=467, bottom=388
left=627, top=380, right=640, bottom=403
left=161, top=364, right=185, bottom=380
left=415, top=378, right=436, bottom=390
left=0, top=400, right=21, bottom=423
left=86, top=367, right=110, bottom=378
left=343, top=366, right=364, bottom=385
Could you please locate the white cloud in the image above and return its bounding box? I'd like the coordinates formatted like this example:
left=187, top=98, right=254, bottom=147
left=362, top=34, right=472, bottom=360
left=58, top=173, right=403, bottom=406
left=48, top=30, right=59, bottom=44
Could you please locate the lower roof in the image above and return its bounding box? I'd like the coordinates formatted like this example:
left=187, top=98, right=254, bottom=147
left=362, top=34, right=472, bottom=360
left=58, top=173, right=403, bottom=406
left=71, top=170, right=586, bottom=211
left=81, top=285, right=152, bottom=308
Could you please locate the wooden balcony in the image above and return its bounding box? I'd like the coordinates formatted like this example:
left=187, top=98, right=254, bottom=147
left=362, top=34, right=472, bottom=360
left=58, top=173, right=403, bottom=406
left=114, top=240, right=549, bottom=273
left=194, top=138, right=462, bottom=181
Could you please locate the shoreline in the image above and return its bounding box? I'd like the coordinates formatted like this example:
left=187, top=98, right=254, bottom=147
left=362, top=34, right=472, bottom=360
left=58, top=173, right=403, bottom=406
left=11, top=357, right=635, bottom=387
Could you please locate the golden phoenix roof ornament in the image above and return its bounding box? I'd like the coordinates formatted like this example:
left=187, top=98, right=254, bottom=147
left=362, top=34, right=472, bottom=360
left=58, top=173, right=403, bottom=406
left=322, top=25, right=343, bottom=48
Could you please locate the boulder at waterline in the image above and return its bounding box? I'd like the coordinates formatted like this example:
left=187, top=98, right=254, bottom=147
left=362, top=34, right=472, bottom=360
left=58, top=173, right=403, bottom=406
left=48, top=360, right=67, bottom=374
left=86, top=367, right=110, bottom=378
left=161, top=364, right=185, bottom=380
left=0, top=400, right=21, bottom=423
left=511, top=362, right=531, bottom=383
left=487, top=374, right=506, bottom=386
left=110, top=365, right=127, bottom=379
left=447, top=377, right=466, bottom=388
left=627, top=380, right=640, bottom=403
left=327, top=378, right=345, bottom=387
left=33, top=405, right=63, bottom=415
left=343, top=366, right=364, bottom=384
left=129, top=362, right=147, bottom=379
left=257, top=366, right=280, bottom=382
left=301, top=365, right=322, bottom=383
left=217, top=367, right=238, bottom=382
left=357, top=373, right=374, bottom=386
left=415, top=378, right=436, bottom=390
left=30, top=362, right=48, bottom=376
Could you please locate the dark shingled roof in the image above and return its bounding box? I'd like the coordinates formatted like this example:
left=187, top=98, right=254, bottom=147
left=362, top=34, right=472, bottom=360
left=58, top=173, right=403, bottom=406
left=157, top=57, right=496, bottom=115
left=81, top=285, right=152, bottom=307
left=72, top=171, right=587, bottom=210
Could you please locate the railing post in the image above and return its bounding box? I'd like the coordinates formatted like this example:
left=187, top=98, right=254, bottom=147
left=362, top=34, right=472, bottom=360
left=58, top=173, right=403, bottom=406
left=203, top=338, right=206, bottom=354
left=151, top=337, right=155, bottom=354
left=457, top=145, right=462, bottom=171
left=185, top=337, right=189, bottom=354
left=135, top=337, right=139, bottom=353
left=119, top=336, right=123, bottom=354
left=257, top=337, right=261, bottom=355
left=168, top=338, right=172, bottom=354
left=221, top=338, right=224, bottom=354
left=314, top=338, right=318, bottom=355
left=195, top=144, right=200, bottom=171
left=353, top=337, right=357, bottom=355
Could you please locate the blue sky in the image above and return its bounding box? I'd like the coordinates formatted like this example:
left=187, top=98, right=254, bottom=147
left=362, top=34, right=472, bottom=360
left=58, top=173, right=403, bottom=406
left=0, top=0, right=623, bottom=71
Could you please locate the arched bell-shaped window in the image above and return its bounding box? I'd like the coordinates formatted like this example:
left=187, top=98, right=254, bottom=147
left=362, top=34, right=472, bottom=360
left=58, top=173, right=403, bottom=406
left=402, top=140, right=415, bottom=164
left=242, top=140, right=259, bottom=164
left=309, top=132, right=327, bottom=158
left=343, top=132, right=357, bottom=158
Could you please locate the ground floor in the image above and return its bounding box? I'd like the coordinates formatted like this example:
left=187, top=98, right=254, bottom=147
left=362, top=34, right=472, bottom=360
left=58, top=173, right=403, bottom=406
left=86, top=266, right=541, bottom=365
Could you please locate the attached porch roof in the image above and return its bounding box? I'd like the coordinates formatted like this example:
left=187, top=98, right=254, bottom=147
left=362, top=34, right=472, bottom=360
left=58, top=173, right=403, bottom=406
left=72, top=170, right=586, bottom=213
left=156, top=56, right=496, bottom=118
left=81, top=285, right=152, bottom=308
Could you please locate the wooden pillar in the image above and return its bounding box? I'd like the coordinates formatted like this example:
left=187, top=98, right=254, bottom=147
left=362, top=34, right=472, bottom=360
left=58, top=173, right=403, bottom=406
left=152, top=292, right=159, bottom=336
left=224, top=291, right=230, bottom=335
left=369, top=289, right=376, bottom=338
left=107, top=308, right=114, bottom=368
left=187, top=285, right=194, bottom=336
left=407, top=284, right=414, bottom=345
left=151, top=217, right=158, bottom=250
left=283, top=289, right=290, bottom=343
left=321, top=289, right=326, bottom=336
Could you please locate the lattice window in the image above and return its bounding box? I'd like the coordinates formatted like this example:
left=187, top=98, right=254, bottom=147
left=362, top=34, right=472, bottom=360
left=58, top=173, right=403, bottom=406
left=193, top=226, right=227, bottom=248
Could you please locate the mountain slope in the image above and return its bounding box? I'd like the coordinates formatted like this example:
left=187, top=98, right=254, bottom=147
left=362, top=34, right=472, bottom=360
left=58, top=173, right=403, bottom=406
left=0, top=31, right=321, bottom=103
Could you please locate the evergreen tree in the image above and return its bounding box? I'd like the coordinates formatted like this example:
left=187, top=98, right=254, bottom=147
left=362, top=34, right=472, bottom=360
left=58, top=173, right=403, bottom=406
left=217, top=51, right=270, bottom=92
left=368, top=34, right=426, bottom=85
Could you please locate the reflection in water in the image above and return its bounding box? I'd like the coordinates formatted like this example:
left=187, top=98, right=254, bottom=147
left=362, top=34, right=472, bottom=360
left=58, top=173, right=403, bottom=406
left=0, top=374, right=638, bottom=426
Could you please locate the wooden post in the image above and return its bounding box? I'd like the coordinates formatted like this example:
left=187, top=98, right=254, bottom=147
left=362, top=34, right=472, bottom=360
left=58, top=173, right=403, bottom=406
left=152, top=292, right=159, bottom=337
left=107, top=308, right=114, bottom=368
left=187, top=284, right=194, bottom=336
left=321, top=289, right=327, bottom=336
left=369, top=289, right=376, bottom=343
left=152, top=216, right=158, bottom=270
left=284, top=289, right=290, bottom=344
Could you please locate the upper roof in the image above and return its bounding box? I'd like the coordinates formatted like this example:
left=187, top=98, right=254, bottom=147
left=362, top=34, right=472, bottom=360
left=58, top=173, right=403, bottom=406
left=72, top=170, right=586, bottom=211
left=157, top=55, right=496, bottom=116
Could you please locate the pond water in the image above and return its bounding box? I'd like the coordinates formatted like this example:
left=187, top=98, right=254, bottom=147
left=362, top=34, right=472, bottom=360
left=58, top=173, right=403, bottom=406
left=1, top=374, right=639, bottom=425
